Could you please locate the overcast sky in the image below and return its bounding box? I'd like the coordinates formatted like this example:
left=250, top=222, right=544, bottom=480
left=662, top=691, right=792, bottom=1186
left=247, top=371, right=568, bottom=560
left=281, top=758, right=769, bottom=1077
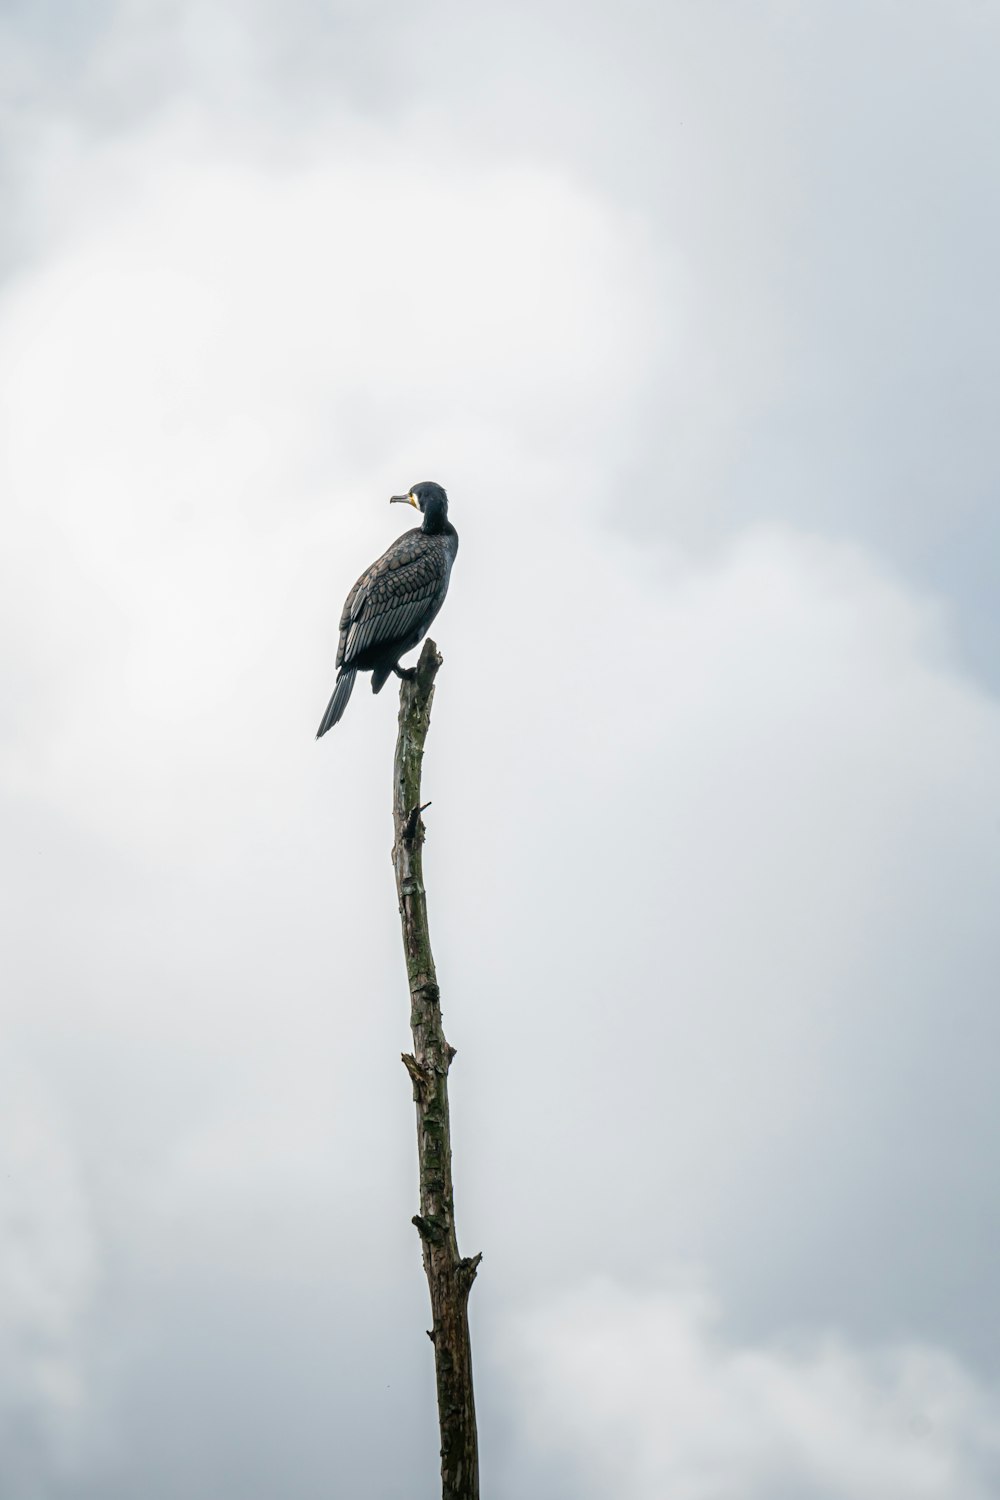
left=2, top=2, right=999, bottom=1496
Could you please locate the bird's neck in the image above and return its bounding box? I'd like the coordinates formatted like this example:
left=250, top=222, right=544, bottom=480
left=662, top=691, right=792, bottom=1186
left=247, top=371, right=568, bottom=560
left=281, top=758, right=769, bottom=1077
left=421, top=513, right=454, bottom=538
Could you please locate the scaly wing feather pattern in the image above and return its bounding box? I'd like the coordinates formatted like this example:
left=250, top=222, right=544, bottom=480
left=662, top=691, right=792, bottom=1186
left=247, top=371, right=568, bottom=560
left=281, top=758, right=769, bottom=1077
left=336, top=531, right=449, bottom=670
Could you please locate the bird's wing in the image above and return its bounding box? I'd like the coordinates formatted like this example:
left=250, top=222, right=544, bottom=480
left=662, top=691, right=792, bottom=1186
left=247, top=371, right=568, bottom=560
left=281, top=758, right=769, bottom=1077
left=337, top=534, right=448, bottom=669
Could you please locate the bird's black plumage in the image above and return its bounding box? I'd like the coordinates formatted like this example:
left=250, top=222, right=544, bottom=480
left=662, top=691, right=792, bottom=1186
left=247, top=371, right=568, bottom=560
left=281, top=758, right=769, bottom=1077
left=316, top=481, right=458, bottom=736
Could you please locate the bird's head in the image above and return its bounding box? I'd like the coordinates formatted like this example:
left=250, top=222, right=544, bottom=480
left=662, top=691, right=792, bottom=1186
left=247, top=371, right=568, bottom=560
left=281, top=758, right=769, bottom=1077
left=390, top=481, right=449, bottom=531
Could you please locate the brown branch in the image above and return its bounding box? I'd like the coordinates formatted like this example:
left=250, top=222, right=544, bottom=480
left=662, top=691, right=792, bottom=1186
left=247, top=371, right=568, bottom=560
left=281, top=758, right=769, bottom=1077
left=391, top=638, right=481, bottom=1500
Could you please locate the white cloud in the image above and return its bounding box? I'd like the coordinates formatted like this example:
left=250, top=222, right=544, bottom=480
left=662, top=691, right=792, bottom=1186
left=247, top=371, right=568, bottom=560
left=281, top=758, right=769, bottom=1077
left=500, top=1276, right=1000, bottom=1500
left=0, top=110, right=659, bottom=856
left=444, top=520, right=1000, bottom=1344
left=1, top=4, right=998, bottom=1496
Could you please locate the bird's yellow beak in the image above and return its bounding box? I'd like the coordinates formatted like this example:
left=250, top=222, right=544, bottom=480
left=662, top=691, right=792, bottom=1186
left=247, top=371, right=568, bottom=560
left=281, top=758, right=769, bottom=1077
left=389, top=492, right=420, bottom=507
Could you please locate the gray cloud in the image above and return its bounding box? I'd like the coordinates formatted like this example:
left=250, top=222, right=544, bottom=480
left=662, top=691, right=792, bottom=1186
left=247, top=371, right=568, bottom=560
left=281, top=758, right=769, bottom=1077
left=1, top=1, right=998, bottom=1495
left=498, top=1276, right=1000, bottom=1499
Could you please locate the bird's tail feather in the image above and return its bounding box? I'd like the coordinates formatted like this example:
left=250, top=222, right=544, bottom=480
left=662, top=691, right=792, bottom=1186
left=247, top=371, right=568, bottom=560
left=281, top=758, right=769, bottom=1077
left=316, top=668, right=357, bottom=737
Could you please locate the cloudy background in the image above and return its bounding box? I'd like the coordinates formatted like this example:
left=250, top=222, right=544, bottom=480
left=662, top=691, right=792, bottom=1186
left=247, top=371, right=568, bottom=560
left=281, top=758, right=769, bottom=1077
left=2, top=1, right=999, bottom=1495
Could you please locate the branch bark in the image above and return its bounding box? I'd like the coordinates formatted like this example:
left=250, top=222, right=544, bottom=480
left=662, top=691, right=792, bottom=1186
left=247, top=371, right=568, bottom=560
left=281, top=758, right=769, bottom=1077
left=391, top=638, right=481, bottom=1500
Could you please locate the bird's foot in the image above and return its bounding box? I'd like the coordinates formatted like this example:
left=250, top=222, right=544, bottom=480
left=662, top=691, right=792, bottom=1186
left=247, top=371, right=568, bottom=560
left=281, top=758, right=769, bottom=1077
left=393, top=664, right=418, bottom=681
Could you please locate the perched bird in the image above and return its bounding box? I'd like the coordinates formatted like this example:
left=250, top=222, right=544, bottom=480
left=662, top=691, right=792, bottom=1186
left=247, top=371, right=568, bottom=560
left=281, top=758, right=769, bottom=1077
left=316, top=481, right=459, bottom=736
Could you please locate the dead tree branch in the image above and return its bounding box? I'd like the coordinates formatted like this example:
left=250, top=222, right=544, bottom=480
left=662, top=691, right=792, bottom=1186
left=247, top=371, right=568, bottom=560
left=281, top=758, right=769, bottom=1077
left=391, top=638, right=480, bottom=1500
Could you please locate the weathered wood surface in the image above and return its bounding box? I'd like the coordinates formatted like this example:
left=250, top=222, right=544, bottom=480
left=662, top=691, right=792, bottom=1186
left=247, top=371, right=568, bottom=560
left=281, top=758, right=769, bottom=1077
left=391, top=639, right=481, bottom=1500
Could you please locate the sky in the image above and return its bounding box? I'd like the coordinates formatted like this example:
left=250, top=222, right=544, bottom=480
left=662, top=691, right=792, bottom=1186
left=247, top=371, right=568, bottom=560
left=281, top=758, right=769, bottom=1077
left=1, top=1, right=999, bottom=1496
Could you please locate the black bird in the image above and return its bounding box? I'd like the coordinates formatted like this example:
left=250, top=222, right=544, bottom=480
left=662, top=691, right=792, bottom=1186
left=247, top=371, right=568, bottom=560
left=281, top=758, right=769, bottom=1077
left=316, top=481, right=459, bottom=736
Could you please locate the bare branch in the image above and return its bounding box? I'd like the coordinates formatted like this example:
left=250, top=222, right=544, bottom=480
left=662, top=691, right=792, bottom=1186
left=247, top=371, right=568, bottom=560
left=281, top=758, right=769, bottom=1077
left=391, top=639, right=480, bottom=1500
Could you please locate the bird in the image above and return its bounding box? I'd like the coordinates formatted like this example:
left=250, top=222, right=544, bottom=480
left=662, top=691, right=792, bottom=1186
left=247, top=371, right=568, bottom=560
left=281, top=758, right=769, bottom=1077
left=315, top=481, right=459, bottom=736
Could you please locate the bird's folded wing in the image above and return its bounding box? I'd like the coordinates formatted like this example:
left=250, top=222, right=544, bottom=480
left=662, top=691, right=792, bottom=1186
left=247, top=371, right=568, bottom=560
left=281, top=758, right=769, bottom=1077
left=338, top=546, right=447, bottom=667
